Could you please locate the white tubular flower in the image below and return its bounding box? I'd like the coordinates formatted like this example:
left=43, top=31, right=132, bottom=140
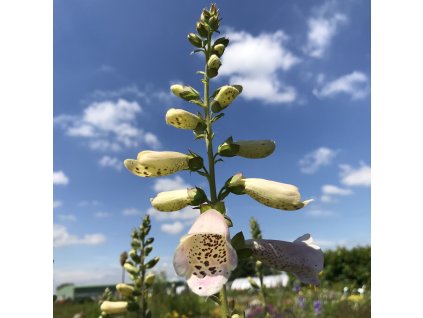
left=124, top=151, right=191, bottom=177
left=150, top=188, right=207, bottom=212
left=100, top=301, right=128, bottom=314
left=234, top=140, right=276, bottom=159
left=246, top=234, right=324, bottom=285
left=116, top=283, right=134, bottom=296
left=166, top=108, right=201, bottom=130
left=228, top=175, right=313, bottom=211
left=173, top=209, right=238, bottom=296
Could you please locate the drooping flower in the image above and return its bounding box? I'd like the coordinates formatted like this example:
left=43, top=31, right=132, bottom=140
left=124, top=151, right=192, bottom=177
left=173, top=209, right=238, bottom=296
left=150, top=187, right=207, bottom=212
left=100, top=301, right=128, bottom=314
left=245, top=234, right=324, bottom=285
left=228, top=174, right=313, bottom=211
left=165, top=108, right=202, bottom=130
left=235, top=140, right=276, bottom=159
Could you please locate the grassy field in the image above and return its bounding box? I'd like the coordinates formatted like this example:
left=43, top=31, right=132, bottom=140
left=54, top=283, right=370, bottom=318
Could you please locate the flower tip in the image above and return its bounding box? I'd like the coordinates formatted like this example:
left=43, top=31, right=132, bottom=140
left=303, top=199, right=314, bottom=206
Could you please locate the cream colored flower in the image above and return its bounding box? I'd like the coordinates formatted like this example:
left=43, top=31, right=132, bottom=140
left=116, top=283, right=134, bottom=296
left=214, top=86, right=240, bottom=108
left=214, top=44, right=225, bottom=57
left=150, top=188, right=207, bottom=212
left=246, top=234, right=324, bottom=285
left=124, top=151, right=191, bottom=177
left=234, top=140, right=276, bottom=159
left=144, top=273, right=156, bottom=286
left=228, top=175, right=313, bottom=211
left=165, top=108, right=201, bottom=130
left=100, top=301, right=128, bottom=314
left=207, top=54, right=221, bottom=70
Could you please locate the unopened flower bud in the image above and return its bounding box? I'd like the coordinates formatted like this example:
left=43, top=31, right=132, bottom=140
left=131, top=239, right=141, bottom=249
left=196, top=21, right=208, bottom=38
left=207, top=54, right=221, bottom=78
left=144, top=273, right=156, bottom=287
left=170, top=84, right=202, bottom=104
left=124, top=262, right=139, bottom=275
left=213, top=44, right=225, bottom=57
left=247, top=276, right=260, bottom=289
left=209, top=15, right=220, bottom=31
left=187, top=33, right=203, bottom=48
left=234, top=140, right=276, bottom=159
left=212, top=85, right=242, bottom=112
left=166, top=108, right=202, bottom=130
left=119, top=251, right=128, bottom=267
left=124, top=151, right=192, bottom=178
left=116, top=283, right=134, bottom=296
left=100, top=301, right=128, bottom=314
left=200, top=9, right=210, bottom=23
left=150, top=187, right=207, bottom=212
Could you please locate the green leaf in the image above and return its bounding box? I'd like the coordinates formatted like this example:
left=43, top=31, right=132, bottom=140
left=211, top=113, right=225, bottom=123
left=237, top=248, right=253, bottom=259
left=231, top=231, right=245, bottom=250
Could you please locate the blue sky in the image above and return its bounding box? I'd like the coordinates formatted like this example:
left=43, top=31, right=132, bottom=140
left=53, top=0, right=370, bottom=288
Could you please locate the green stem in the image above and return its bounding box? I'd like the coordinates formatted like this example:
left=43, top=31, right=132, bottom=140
left=140, top=237, right=146, bottom=318
left=203, top=31, right=229, bottom=318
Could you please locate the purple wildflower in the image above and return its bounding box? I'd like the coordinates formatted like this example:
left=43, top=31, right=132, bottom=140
left=313, top=300, right=321, bottom=316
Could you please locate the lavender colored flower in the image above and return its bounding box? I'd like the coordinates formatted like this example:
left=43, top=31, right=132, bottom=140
left=313, top=300, right=321, bottom=316
left=297, top=295, right=305, bottom=309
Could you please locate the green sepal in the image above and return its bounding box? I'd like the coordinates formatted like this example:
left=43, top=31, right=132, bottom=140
left=188, top=156, right=204, bottom=171
left=190, top=187, right=208, bottom=206
left=214, top=37, right=230, bottom=47
left=179, top=87, right=202, bottom=102
left=231, top=231, right=245, bottom=250
left=194, top=121, right=207, bottom=135
left=190, top=49, right=205, bottom=55
left=211, top=113, right=225, bottom=123
left=196, top=21, right=209, bottom=38
left=208, top=294, right=221, bottom=305
left=224, top=215, right=233, bottom=227
left=228, top=185, right=245, bottom=195
left=218, top=138, right=240, bottom=157
left=207, top=68, right=219, bottom=78
left=127, top=302, right=140, bottom=312
left=144, top=245, right=153, bottom=257
left=247, top=277, right=260, bottom=290
left=211, top=100, right=222, bottom=113
left=237, top=248, right=253, bottom=259
left=145, top=256, right=160, bottom=269
left=210, top=87, right=222, bottom=99
left=145, top=237, right=154, bottom=245
left=232, top=85, right=243, bottom=93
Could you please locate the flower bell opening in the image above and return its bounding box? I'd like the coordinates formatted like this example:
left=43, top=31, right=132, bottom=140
left=173, top=209, right=237, bottom=296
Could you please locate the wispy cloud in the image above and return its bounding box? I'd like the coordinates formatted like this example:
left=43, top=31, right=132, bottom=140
left=122, top=208, right=142, bottom=216
left=321, top=184, right=353, bottom=202
left=56, top=214, right=77, bottom=222
left=313, top=71, right=369, bottom=100
left=304, top=1, right=347, bottom=58
left=340, top=163, right=371, bottom=187
left=98, top=155, right=123, bottom=171
left=161, top=221, right=184, bottom=235
left=53, top=200, right=63, bottom=209
left=54, top=99, right=161, bottom=152
left=53, top=171, right=69, bottom=186
left=152, top=176, right=191, bottom=193
left=95, top=211, right=112, bottom=218
left=305, top=209, right=336, bottom=218
left=147, top=206, right=199, bottom=222
left=53, top=224, right=106, bottom=247
left=78, top=200, right=100, bottom=207
left=299, top=147, right=337, bottom=173
left=220, top=29, right=299, bottom=104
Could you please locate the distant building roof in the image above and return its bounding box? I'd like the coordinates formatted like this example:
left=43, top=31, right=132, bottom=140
left=230, top=273, right=289, bottom=291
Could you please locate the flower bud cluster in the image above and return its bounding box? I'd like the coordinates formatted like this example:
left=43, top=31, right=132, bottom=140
left=99, top=215, right=158, bottom=317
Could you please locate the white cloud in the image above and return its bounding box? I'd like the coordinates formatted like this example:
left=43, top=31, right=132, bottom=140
left=78, top=200, right=100, bottom=207
left=53, top=224, right=106, bottom=247
left=299, top=147, right=337, bottom=173
left=313, top=71, right=369, bottom=100
left=56, top=214, right=77, bottom=222
left=122, top=208, right=142, bottom=216
left=53, top=171, right=69, bottom=185
left=98, top=155, right=122, bottom=170
left=147, top=206, right=199, bottom=221
left=53, top=200, right=62, bottom=208
left=321, top=184, right=353, bottom=202
left=152, top=176, right=191, bottom=192
left=54, top=99, right=161, bottom=152
left=340, top=163, right=371, bottom=187
left=304, top=1, right=347, bottom=58
left=219, top=29, right=300, bottom=104
left=306, top=209, right=336, bottom=217
left=161, top=221, right=184, bottom=235
left=95, top=211, right=112, bottom=218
